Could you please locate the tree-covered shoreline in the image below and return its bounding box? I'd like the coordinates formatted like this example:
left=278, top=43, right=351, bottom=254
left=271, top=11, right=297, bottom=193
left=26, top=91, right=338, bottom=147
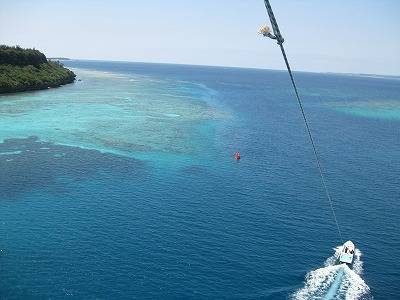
left=0, top=45, right=76, bottom=94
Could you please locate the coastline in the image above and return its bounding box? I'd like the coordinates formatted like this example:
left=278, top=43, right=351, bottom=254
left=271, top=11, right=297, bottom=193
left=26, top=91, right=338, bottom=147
left=0, top=46, right=76, bottom=94
left=0, top=62, right=76, bottom=94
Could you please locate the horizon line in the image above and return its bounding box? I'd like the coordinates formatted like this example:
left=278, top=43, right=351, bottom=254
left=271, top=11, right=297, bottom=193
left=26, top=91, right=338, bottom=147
left=61, top=57, right=400, bottom=78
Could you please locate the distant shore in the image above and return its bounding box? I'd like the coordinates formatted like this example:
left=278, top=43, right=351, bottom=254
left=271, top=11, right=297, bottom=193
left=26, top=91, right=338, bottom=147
left=48, top=57, right=71, bottom=61
left=0, top=45, right=76, bottom=94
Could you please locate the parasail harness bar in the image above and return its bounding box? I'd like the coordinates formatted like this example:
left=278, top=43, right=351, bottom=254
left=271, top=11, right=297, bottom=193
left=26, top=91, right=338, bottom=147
left=261, top=0, right=343, bottom=242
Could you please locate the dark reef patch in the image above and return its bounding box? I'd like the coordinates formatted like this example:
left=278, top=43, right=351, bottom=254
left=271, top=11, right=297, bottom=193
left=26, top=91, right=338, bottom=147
left=0, top=137, right=147, bottom=199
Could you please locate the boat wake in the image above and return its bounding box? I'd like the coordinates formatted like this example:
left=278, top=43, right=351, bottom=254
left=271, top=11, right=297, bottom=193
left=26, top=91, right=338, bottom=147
left=292, top=246, right=373, bottom=300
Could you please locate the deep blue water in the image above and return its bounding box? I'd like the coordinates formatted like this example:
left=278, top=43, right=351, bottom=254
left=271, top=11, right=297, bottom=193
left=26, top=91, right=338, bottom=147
left=0, top=61, right=399, bottom=299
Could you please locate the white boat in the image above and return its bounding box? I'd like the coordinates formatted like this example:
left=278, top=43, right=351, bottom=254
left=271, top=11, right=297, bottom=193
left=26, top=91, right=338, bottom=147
left=339, top=241, right=355, bottom=264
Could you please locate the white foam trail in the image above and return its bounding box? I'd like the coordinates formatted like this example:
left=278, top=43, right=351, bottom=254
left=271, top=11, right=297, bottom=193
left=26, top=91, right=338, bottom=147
left=292, top=246, right=372, bottom=300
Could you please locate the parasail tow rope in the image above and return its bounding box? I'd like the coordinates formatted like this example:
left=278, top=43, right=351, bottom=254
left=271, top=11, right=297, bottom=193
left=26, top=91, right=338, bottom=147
left=261, top=0, right=343, bottom=242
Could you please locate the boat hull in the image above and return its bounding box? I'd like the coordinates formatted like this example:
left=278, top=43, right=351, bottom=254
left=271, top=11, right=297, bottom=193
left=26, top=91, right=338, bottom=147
left=339, top=252, right=354, bottom=264
left=339, top=241, right=355, bottom=264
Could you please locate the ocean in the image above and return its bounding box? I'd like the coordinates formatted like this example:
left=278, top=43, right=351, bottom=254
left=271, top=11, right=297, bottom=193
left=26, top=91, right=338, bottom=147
left=0, top=60, right=399, bottom=299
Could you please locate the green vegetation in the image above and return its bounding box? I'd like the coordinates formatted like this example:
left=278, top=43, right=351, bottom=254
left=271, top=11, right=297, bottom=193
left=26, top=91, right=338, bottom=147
left=0, top=45, right=76, bottom=94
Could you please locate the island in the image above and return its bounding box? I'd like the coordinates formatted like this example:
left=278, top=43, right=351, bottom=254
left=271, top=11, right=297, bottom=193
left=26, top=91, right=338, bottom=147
left=0, top=45, right=76, bottom=94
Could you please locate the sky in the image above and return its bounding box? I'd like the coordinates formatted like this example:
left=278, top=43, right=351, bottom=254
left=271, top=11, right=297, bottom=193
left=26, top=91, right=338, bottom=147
left=1, top=0, right=399, bottom=75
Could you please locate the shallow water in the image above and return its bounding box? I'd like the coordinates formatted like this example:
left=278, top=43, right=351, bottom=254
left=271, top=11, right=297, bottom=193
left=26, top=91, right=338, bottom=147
left=0, top=61, right=399, bottom=298
left=0, top=68, right=223, bottom=158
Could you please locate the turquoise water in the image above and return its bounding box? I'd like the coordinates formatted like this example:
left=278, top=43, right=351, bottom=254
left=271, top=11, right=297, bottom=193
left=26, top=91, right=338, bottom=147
left=0, top=61, right=399, bottom=298
left=0, top=68, right=223, bottom=159
left=329, top=100, right=400, bottom=120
